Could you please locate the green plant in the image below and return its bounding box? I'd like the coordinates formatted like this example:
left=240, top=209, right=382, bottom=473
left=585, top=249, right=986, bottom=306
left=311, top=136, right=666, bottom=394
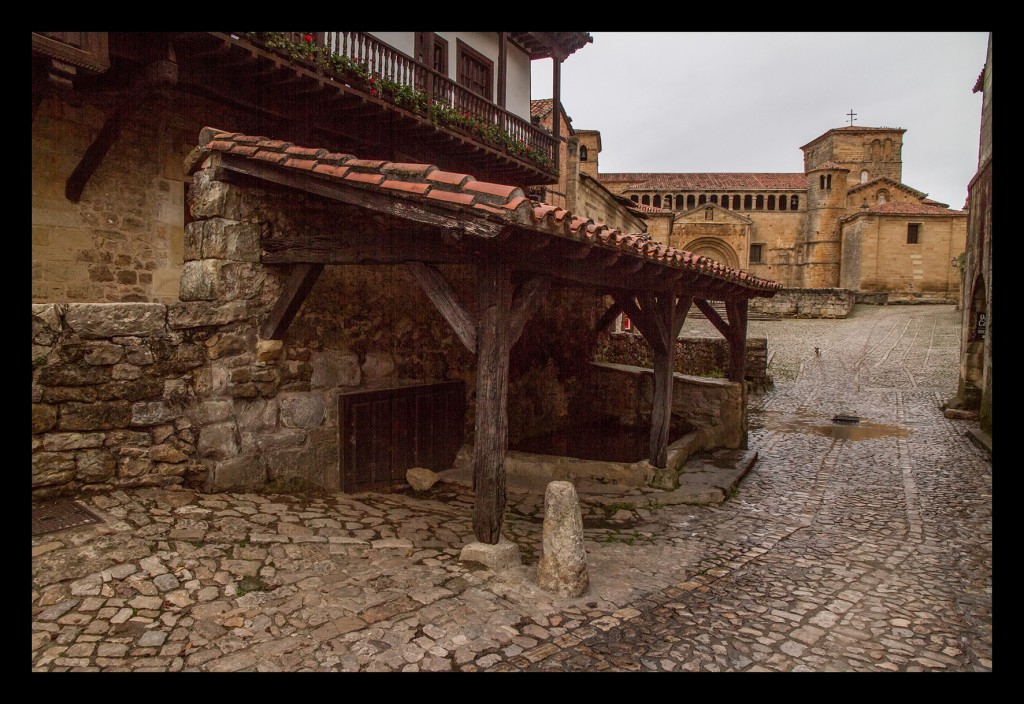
left=244, top=32, right=558, bottom=174
left=32, top=355, right=47, bottom=369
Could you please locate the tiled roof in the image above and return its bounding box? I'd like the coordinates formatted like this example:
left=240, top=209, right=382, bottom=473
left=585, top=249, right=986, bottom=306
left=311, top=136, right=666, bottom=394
left=800, top=126, right=906, bottom=151
left=530, top=99, right=553, bottom=119
left=630, top=202, right=673, bottom=214
left=847, top=177, right=927, bottom=200
left=598, top=173, right=807, bottom=190
left=191, top=127, right=782, bottom=294
left=854, top=202, right=966, bottom=216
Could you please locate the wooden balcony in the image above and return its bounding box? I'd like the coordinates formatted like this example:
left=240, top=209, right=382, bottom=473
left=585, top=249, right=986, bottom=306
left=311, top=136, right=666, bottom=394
left=166, top=32, right=561, bottom=186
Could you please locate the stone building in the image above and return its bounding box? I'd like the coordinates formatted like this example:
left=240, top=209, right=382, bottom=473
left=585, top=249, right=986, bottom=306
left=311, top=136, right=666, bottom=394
left=593, top=125, right=968, bottom=303
left=528, top=99, right=646, bottom=233
left=948, top=33, right=992, bottom=440
left=32, top=30, right=780, bottom=545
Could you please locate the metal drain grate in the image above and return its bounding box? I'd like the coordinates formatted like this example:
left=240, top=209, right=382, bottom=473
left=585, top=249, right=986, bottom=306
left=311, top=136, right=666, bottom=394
left=32, top=499, right=103, bottom=536
left=832, top=414, right=861, bottom=425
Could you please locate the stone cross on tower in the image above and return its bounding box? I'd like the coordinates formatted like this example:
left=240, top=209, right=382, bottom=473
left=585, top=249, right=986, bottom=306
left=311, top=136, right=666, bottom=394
left=847, top=109, right=857, bottom=126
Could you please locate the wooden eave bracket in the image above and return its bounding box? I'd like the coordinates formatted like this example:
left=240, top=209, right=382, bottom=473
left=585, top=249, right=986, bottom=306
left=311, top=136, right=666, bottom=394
left=64, top=55, right=179, bottom=203
left=408, top=262, right=477, bottom=354
left=261, top=263, right=324, bottom=340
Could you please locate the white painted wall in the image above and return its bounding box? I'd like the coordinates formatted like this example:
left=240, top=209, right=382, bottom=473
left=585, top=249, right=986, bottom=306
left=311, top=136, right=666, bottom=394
left=365, top=32, right=533, bottom=121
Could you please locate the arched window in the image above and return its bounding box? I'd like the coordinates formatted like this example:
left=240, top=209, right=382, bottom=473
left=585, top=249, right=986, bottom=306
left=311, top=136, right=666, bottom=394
left=791, top=195, right=799, bottom=210
left=653, top=195, right=662, bottom=208
left=698, top=194, right=707, bottom=205
left=861, top=169, right=869, bottom=184
left=780, top=194, right=787, bottom=211
left=687, top=195, right=696, bottom=209
left=756, top=194, right=764, bottom=209
left=767, top=195, right=776, bottom=210
left=744, top=195, right=752, bottom=210
left=664, top=195, right=673, bottom=209
left=630, top=195, right=638, bottom=203
left=579, top=145, right=588, bottom=161
left=710, top=195, right=719, bottom=204
left=820, top=175, right=826, bottom=190
left=641, top=195, right=650, bottom=205
left=732, top=195, right=741, bottom=210
left=826, top=174, right=832, bottom=189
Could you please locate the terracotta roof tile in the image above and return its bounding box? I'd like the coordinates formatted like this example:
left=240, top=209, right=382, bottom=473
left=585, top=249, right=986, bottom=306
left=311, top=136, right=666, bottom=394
left=381, top=179, right=431, bottom=195
left=427, top=170, right=472, bottom=188
left=425, top=190, right=476, bottom=205
left=463, top=181, right=524, bottom=200
left=599, top=172, right=807, bottom=190
left=344, top=172, right=385, bottom=185
left=193, top=126, right=782, bottom=294
left=856, top=202, right=966, bottom=216
left=312, top=164, right=350, bottom=178
left=284, top=146, right=328, bottom=159
left=253, top=150, right=290, bottom=164
left=383, top=163, right=437, bottom=179
left=530, top=99, right=554, bottom=119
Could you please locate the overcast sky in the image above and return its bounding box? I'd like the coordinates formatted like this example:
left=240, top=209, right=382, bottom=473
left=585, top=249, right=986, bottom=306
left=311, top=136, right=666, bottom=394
left=532, top=32, right=989, bottom=209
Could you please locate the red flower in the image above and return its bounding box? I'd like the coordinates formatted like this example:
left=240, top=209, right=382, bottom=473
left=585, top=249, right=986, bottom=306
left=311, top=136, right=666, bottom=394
left=303, top=34, right=314, bottom=43
left=371, top=89, right=378, bottom=96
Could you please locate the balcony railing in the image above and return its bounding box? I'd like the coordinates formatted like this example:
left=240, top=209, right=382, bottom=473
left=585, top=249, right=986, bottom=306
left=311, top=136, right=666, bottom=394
left=250, top=32, right=558, bottom=174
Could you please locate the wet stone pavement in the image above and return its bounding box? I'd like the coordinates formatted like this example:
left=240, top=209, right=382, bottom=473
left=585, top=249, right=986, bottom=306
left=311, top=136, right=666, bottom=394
left=31, top=304, right=992, bottom=672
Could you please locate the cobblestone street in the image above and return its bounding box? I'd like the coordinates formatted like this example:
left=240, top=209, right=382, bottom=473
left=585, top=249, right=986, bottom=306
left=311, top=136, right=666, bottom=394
left=31, top=304, right=992, bottom=672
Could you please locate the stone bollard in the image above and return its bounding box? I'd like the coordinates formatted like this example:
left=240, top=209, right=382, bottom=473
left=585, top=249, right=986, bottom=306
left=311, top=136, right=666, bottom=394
left=536, top=481, right=589, bottom=597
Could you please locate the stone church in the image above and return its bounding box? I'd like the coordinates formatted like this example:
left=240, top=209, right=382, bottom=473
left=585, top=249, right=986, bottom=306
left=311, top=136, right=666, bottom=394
left=583, top=125, right=967, bottom=303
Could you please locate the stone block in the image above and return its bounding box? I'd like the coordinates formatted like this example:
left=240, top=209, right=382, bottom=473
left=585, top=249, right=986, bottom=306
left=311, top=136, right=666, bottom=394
left=166, top=300, right=253, bottom=329
left=279, top=393, right=325, bottom=429
left=83, top=342, right=126, bottom=366
left=42, top=432, right=104, bottom=451
left=32, top=404, right=58, bottom=433
left=33, top=452, right=76, bottom=487
left=59, top=401, right=132, bottom=431
left=198, top=421, right=239, bottom=460
left=76, top=449, right=117, bottom=482
left=64, top=303, right=166, bottom=339
left=310, top=348, right=361, bottom=389
left=361, top=351, right=396, bottom=380
left=131, top=401, right=181, bottom=426
left=460, top=538, right=521, bottom=571
left=178, top=260, right=218, bottom=301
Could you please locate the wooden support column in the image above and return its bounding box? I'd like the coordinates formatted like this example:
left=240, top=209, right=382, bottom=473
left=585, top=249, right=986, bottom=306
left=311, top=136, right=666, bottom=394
left=472, top=257, right=514, bottom=544
left=724, top=298, right=749, bottom=383
left=725, top=297, right=750, bottom=450
left=615, top=291, right=679, bottom=468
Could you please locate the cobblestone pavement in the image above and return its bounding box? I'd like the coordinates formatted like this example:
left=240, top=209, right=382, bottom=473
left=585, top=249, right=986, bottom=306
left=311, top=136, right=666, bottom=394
left=31, top=304, right=992, bottom=672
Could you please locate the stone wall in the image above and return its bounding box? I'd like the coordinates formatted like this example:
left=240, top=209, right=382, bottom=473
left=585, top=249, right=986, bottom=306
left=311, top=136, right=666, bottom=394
left=32, top=164, right=607, bottom=497
left=586, top=362, right=743, bottom=450
left=31, top=91, right=259, bottom=304
left=596, top=333, right=769, bottom=391
left=748, top=288, right=855, bottom=318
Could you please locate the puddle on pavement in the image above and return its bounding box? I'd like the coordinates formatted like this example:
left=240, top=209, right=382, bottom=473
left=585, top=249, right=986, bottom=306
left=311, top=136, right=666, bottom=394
left=750, top=412, right=912, bottom=440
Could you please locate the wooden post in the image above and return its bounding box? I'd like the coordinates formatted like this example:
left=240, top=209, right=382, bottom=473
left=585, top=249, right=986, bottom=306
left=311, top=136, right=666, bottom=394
left=472, top=257, right=514, bottom=544
left=725, top=297, right=749, bottom=450
left=615, top=291, right=678, bottom=468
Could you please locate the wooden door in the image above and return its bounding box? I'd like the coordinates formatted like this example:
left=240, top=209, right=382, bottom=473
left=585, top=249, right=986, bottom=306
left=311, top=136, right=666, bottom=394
left=339, top=381, right=465, bottom=492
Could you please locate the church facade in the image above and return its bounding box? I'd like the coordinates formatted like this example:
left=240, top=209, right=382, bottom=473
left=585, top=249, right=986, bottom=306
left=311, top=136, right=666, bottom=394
left=589, top=125, right=967, bottom=303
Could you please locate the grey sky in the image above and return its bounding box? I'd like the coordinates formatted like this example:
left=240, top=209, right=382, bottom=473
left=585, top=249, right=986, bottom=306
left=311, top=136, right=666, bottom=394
left=532, top=32, right=989, bottom=209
